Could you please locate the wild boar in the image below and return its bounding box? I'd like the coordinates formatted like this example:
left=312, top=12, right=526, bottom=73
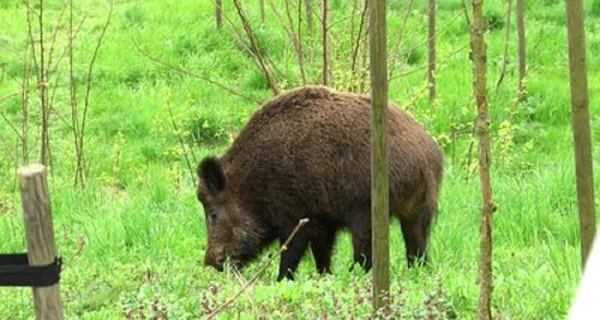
left=196, top=85, right=444, bottom=281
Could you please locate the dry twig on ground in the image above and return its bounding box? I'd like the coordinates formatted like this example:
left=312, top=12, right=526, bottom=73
left=205, top=218, right=310, bottom=319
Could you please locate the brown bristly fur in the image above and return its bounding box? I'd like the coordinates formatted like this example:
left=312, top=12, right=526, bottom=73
left=197, top=85, right=444, bottom=281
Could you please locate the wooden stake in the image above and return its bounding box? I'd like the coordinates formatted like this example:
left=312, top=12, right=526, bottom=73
left=565, top=0, right=597, bottom=268
left=18, top=164, right=63, bottom=320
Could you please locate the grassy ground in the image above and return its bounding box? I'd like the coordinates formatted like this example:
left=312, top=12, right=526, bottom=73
left=1, top=0, right=600, bottom=318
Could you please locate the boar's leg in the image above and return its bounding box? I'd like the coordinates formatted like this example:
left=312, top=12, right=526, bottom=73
left=310, top=228, right=337, bottom=275
left=400, top=205, right=435, bottom=267
left=349, top=215, right=372, bottom=272
left=277, top=228, right=310, bottom=281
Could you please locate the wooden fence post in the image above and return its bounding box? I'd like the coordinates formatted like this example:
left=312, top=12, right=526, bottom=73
left=17, top=164, right=63, bottom=320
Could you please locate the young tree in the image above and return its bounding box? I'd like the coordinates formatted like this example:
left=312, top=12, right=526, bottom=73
left=471, top=0, right=496, bottom=318
left=565, top=0, right=597, bottom=268
left=428, top=0, right=436, bottom=101
left=369, top=0, right=390, bottom=313
left=517, top=0, right=526, bottom=101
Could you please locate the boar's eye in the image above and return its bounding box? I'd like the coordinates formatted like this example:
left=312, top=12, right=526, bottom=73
left=208, top=211, right=217, bottom=222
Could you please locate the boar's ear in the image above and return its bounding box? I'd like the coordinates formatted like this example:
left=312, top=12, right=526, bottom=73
left=198, top=157, right=228, bottom=193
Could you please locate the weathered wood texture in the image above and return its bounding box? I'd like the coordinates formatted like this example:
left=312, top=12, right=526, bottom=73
left=369, top=0, right=390, bottom=312
left=471, top=0, right=495, bottom=319
left=565, top=0, right=597, bottom=268
left=18, top=164, right=63, bottom=320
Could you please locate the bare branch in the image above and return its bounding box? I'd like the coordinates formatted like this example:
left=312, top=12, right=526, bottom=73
left=46, top=4, right=68, bottom=76
left=321, top=0, right=330, bottom=85
left=268, top=0, right=306, bottom=84
left=0, top=91, right=22, bottom=103
left=232, top=0, right=281, bottom=94
left=133, top=40, right=262, bottom=105
left=390, top=42, right=469, bottom=80
left=25, top=0, right=40, bottom=89
left=47, top=15, right=87, bottom=78
left=166, top=100, right=197, bottom=185
left=20, top=0, right=40, bottom=17
left=285, top=0, right=306, bottom=84
left=397, top=10, right=463, bottom=65
left=68, top=0, right=83, bottom=186
left=388, top=0, right=415, bottom=80
left=206, top=218, right=310, bottom=319
left=0, top=62, right=25, bottom=87
left=1, top=113, right=23, bottom=140
left=495, top=0, right=513, bottom=93
left=350, top=0, right=368, bottom=75
left=213, top=0, right=285, bottom=82
left=461, top=0, right=471, bottom=27
left=81, top=0, right=114, bottom=141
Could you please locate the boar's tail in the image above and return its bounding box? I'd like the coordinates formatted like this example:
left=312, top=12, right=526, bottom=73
left=421, top=167, right=440, bottom=223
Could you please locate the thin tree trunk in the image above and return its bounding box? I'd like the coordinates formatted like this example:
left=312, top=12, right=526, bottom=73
left=283, top=0, right=307, bottom=83
left=322, top=0, right=330, bottom=86
left=305, top=0, right=313, bottom=36
left=565, top=0, right=597, bottom=268
left=69, top=0, right=83, bottom=187
left=78, top=0, right=113, bottom=187
left=517, top=0, right=526, bottom=101
left=495, top=0, right=512, bottom=93
left=297, top=0, right=306, bottom=83
left=369, top=0, right=389, bottom=313
left=22, top=44, right=30, bottom=165
left=215, top=0, right=223, bottom=29
left=350, top=1, right=368, bottom=78
left=472, top=0, right=495, bottom=318
left=38, top=0, right=50, bottom=166
left=350, top=0, right=357, bottom=63
left=260, top=0, right=265, bottom=23
left=360, top=21, right=369, bottom=93
left=428, top=0, right=436, bottom=101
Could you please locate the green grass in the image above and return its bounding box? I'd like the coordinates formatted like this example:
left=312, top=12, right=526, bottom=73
left=1, top=0, right=599, bottom=319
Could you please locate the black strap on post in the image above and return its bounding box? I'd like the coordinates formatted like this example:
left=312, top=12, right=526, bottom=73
left=0, top=253, right=62, bottom=287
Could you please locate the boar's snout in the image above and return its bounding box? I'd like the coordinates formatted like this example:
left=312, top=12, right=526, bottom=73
left=204, top=245, right=227, bottom=271
left=204, top=254, right=225, bottom=271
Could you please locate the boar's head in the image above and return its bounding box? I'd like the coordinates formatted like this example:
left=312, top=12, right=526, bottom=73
left=196, top=157, right=269, bottom=272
